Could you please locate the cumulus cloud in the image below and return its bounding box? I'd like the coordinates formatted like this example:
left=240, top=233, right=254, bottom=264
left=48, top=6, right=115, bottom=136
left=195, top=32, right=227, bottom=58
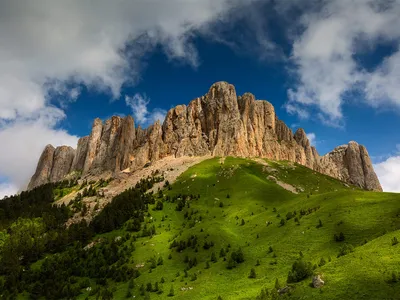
left=0, top=0, right=254, bottom=197
left=125, top=94, right=167, bottom=126
left=306, top=132, right=316, bottom=146
left=0, top=110, right=78, bottom=196
left=374, top=156, right=400, bottom=192
left=286, top=0, right=400, bottom=125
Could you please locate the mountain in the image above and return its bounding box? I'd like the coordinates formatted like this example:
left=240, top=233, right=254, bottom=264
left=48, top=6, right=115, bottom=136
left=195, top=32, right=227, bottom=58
left=28, top=81, right=382, bottom=191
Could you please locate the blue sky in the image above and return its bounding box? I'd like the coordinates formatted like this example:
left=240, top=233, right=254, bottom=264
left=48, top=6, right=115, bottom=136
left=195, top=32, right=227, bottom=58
left=1, top=0, right=400, bottom=196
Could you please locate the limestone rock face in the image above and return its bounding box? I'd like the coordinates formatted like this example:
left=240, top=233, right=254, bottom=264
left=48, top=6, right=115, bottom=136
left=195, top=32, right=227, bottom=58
left=28, top=145, right=55, bottom=189
left=71, top=136, right=89, bottom=172
left=27, top=81, right=383, bottom=191
left=83, top=118, right=103, bottom=173
left=49, top=146, right=75, bottom=182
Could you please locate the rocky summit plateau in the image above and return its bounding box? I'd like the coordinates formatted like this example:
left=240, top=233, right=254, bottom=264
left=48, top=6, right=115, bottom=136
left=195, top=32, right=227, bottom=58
left=28, top=81, right=382, bottom=192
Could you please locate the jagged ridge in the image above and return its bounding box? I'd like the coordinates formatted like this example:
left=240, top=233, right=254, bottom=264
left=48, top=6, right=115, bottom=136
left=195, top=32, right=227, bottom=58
left=28, top=82, right=382, bottom=191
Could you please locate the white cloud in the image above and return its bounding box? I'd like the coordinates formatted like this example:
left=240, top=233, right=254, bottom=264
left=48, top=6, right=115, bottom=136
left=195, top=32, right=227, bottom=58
left=0, top=182, right=18, bottom=199
left=374, top=156, right=400, bottom=192
left=306, top=132, right=316, bottom=146
left=125, top=94, right=167, bottom=126
left=286, top=0, right=400, bottom=125
left=0, top=0, right=252, bottom=197
left=0, top=109, right=78, bottom=196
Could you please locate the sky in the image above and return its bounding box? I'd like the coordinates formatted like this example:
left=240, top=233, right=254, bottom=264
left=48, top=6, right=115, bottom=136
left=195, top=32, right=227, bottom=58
left=1, top=0, right=400, bottom=197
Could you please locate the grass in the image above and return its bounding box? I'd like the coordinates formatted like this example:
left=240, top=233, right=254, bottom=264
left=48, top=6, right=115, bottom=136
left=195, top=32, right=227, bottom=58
left=46, top=157, right=400, bottom=299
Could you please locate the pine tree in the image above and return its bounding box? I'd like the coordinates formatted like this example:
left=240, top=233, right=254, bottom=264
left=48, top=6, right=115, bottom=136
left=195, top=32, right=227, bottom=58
left=205, top=261, right=210, bottom=269
left=211, top=252, right=217, bottom=262
left=319, top=257, right=326, bottom=267
left=392, top=272, right=398, bottom=283
left=168, top=285, right=175, bottom=297
left=249, top=268, right=256, bottom=278
left=275, top=278, right=281, bottom=290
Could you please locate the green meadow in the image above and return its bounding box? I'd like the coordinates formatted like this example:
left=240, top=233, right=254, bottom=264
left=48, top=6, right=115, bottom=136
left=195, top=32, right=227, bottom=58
left=73, top=157, right=400, bottom=299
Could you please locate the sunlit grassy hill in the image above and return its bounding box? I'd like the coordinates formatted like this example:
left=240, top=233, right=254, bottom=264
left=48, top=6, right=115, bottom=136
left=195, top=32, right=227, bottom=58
left=89, top=157, right=400, bottom=300
left=2, top=157, right=400, bottom=300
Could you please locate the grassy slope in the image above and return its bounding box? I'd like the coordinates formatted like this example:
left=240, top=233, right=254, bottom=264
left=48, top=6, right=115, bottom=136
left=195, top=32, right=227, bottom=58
left=76, top=157, right=400, bottom=300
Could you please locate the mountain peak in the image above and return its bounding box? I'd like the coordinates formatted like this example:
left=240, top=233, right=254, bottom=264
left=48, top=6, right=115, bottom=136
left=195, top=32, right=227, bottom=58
left=28, top=82, right=382, bottom=191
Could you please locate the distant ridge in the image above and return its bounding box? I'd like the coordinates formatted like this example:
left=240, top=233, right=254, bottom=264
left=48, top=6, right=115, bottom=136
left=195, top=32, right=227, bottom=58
left=28, top=82, right=382, bottom=191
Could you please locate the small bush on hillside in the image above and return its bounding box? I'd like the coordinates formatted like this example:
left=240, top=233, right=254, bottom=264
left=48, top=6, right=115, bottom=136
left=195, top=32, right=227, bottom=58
left=316, top=219, right=323, bottom=228
left=205, top=261, right=210, bottom=269
left=256, top=288, right=270, bottom=300
left=280, top=219, right=285, bottom=227
left=287, top=259, right=313, bottom=283
left=219, top=248, right=226, bottom=257
left=168, top=285, right=174, bottom=297
left=286, top=212, right=294, bottom=220
left=227, top=248, right=245, bottom=269
left=249, top=268, right=256, bottom=278
left=241, top=219, right=245, bottom=226
left=337, top=244, right=354, bottom=257
left=275, top=278, right=281, bottom=290
left=268, top=246, right=273, bottom=253
left=334, top=232, right=345, bottom=242
left=391, top=272, right=398, bottom=283
left=392, top=237, right=399, bottom=246
left=219, top=202, right=224, bottom=208
left=211, top=252, right=217, bottom=263
left=319, top=257, right=326, bottom=267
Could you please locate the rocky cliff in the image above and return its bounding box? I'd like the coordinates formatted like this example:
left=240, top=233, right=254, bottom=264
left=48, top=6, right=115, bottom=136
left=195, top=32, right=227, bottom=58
left=27, top=82, right=382, bottom=191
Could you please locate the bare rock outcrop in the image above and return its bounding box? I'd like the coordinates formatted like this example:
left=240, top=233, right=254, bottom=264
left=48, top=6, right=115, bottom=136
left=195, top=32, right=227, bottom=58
left=27, top=81, right=383, bottom=191
left=28, top=145, right=55, bottom=189
left=49, top=146, right=75, bottom=182
left=71, top=136, right=89, bottom=172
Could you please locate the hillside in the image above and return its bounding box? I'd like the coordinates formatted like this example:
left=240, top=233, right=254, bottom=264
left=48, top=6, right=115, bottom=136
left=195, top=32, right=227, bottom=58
left=1, top=157, right=398, bottom=299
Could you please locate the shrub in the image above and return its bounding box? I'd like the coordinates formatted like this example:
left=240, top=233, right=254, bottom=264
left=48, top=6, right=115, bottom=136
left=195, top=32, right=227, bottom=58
left=318, top=257, right=326, bottom=267
left=391, top=272, right=398, bottom=283
left=155, top=200, right=163, bottom=210
left=392, top=237, right=398, bottom=246
left=287, top=259, right=313, bottom=283
left=279, top=219, right=285, bottom=226
left=168, top=285, right=174, bottom=297
left=274, top=278, right=281, bottom=290
left=337, top=244, right=354, bottom=257
left=211, top=252, right=217, bottom=263
left=334, top=232, right=345, bottom=242
left=316, top=219, right=323, bottom=228
left=286, top=212, right=293, bottom=220
left=249, top=268, right=256, bottom=278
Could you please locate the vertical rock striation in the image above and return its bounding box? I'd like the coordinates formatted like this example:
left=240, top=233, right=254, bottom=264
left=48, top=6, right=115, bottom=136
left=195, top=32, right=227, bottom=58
left=28, top=81, right=383, bottom=191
